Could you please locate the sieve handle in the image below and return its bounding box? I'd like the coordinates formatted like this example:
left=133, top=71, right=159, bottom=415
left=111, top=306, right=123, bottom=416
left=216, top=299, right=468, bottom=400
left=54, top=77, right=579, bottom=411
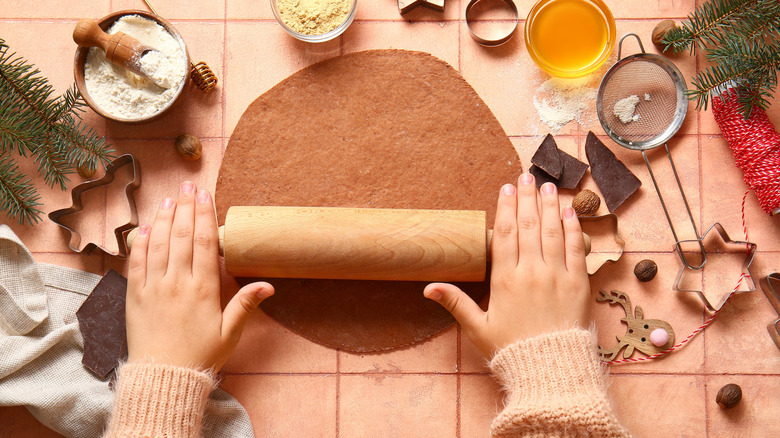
left=617, top=33, right=646, bottom=60
left=641, top=147, right=706, bottom=270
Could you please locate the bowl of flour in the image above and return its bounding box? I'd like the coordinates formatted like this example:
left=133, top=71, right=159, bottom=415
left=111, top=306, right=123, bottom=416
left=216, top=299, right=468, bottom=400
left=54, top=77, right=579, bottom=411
left=74, top=11, right=190, bottom=123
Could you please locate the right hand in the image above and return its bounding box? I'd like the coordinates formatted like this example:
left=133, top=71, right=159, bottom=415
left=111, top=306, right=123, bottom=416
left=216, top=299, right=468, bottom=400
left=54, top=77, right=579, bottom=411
left=424, top=173, right=591, bottom=357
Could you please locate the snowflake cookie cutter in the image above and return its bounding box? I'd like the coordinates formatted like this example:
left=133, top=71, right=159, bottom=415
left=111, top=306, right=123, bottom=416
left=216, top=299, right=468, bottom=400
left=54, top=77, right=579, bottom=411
left=673, top=222, right=757, bottom=312
left=579, top=213, right=626, bottom=276
left=760, top=273, right=780, bottom=351
left=49, top=154, right=141, bottom=258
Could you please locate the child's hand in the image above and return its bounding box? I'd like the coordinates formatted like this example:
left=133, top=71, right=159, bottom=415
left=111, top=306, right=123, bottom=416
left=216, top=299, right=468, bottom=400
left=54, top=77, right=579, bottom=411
left=424, top=173, right=591, bottom=357
left=126, top=181, right=274, bottom=371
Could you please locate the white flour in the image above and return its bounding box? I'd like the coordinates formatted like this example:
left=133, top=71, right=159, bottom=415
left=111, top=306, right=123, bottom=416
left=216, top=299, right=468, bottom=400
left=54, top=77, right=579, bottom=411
left=139, top=50, right=181, bottom=89
left=533, top=76, right=597, bottom=132
left=84, top=15, right=187, bottom=119
left=614, top=95, right=640, bottom=123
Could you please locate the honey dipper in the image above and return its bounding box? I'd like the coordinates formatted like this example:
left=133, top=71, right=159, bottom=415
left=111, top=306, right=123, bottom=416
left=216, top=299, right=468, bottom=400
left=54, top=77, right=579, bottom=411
left=73, top=18, right=174, bottom=88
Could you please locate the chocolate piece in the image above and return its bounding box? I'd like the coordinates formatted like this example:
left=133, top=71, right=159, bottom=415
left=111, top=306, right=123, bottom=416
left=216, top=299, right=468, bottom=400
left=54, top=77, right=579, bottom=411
left=529, top=149, right=588, bottom=190
left=585, top=132, right=641, bottom=211
left=217, top=50, right=521, bottom=353
left=76, top=269, right=127, bottom=378
left=531, top=134, right=563, bottom=179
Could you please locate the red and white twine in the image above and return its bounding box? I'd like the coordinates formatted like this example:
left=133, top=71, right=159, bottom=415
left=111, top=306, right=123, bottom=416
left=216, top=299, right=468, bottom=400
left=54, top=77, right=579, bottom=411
left=712, top=89, right=780, bottom=215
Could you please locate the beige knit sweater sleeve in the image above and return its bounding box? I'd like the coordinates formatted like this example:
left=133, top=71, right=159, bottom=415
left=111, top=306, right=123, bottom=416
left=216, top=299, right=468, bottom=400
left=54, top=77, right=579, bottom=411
left=489, top=328, right=631, bottom=437
left=103, top=362, right=216, bottom=438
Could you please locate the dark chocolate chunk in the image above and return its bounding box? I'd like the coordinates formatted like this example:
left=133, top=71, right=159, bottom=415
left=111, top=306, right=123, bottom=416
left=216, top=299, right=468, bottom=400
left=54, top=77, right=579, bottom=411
left=557, top=151, right=589, bottom=189
left=585, top=132, right=642, bottom=212
left=531, top=134, right=563, bottom=179
left=530, top=164, right=558, bottom=186
left=77, top=269, right=127, bottom=379
left=529, top=149, right=589, bottom=190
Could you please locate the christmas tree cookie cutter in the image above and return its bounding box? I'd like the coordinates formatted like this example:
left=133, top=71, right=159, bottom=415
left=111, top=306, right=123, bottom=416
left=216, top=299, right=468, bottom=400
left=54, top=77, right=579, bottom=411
left=760, top=272, right=780, bottom=351
left=49, top=154, right=141, bottom=258
left=673, top=222, right=757, bottom=312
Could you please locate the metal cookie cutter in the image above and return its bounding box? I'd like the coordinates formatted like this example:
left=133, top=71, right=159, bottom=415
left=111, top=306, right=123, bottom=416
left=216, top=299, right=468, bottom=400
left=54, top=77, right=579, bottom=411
left=49, top=154, right=141, bottom=258
left=760, top=273, right=780, bottom=351
left=674, top=223, right=757, bottom=312
left=398, top=0, right=445, bottom=14
left=465, top=0, right=519, bottom=47
left=579, top=213, right=625, bottom=276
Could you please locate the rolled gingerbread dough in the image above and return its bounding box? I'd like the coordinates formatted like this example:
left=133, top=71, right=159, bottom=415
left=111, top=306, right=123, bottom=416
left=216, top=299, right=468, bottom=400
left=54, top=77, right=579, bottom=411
left=216, top=50, right=521, bottom=352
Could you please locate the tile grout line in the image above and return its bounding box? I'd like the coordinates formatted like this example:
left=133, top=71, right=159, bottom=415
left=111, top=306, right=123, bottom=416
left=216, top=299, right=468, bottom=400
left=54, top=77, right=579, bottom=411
left=336, top=349, right=341, bottom=438
left=220, top=370, right=780, bottom=377
left=222, top=0, right=228, bottom=144
left=696, top=47, right=711, bottom=438
left=456, top=4, right=462, bottom=434
left=456, top=320, right=462, bottom=437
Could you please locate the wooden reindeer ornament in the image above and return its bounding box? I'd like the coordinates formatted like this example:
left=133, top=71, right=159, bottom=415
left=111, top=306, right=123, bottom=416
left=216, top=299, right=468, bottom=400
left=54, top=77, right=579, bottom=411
left=597, top=290, right=675, bottom=361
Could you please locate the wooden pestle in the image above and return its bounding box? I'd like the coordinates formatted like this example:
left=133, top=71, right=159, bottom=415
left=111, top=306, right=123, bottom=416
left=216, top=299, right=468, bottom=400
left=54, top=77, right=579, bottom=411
left=73, top=18, right=160, bottom=85
left=126, top=206, right=591, bottom=282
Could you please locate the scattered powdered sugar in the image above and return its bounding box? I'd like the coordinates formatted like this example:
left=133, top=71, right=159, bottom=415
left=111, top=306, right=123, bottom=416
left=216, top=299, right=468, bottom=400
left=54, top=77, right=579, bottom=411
left=533, top=76, right=597, bottom=133
left=84, top=15, right=187, bottom=119
left=613, top=95, right=640, bottom=123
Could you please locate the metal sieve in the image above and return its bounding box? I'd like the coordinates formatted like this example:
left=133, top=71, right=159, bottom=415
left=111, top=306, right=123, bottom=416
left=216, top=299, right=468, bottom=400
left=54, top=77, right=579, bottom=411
left=596, top=34, right=705, bottom=269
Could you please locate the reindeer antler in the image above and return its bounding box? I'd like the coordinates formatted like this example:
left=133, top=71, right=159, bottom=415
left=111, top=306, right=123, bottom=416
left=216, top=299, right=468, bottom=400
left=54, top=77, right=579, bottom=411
left=596, top=290, right=632, bottom=318
left=596, top=290, right=676, bottom=362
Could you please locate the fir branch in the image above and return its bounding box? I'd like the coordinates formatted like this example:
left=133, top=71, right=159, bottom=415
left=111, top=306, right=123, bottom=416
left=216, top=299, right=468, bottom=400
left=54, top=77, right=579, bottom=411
left=663, top=0, right=760, bottom=53
left=0, top=37, right=114, bottom=223
left=687, top=48, right=780, bottom=117
left=32, top=134, right=71, bottom=190
left=0, top=101, right=35, bottom=156
left=0, top=154, right=43, bottom=225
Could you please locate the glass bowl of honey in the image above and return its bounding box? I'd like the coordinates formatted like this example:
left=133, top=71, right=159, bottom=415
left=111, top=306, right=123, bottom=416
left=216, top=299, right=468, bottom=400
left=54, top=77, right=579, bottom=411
left=525, top=0, right=616, bottom=78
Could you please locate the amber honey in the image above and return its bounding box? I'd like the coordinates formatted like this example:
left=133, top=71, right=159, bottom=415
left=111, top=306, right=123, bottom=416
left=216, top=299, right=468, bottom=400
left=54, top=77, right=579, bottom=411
left=525, top=0, right=615, bottom=77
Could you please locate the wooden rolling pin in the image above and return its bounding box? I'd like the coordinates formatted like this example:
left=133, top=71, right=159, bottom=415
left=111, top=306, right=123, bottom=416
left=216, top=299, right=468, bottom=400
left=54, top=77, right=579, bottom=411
left=73, top=18, right=169, bottom=88
left=127, top=206, right=590, bottom=282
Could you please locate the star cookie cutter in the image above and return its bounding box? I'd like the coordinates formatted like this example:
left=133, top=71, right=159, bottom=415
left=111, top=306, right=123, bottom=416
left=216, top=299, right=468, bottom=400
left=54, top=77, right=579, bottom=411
left=49, top=154, right=141, bottom=258
left=579, top=213, right=625, bottom=276
left=760, top=273, right=780, bottom=351
left=399, top=0, right=445, bottom=14
left=673, top=222, right=757, bottom=312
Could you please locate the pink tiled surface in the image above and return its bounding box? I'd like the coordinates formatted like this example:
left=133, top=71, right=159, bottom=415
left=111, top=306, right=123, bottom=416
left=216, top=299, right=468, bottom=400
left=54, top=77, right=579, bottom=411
left=1, top=1, right=779, bottom=437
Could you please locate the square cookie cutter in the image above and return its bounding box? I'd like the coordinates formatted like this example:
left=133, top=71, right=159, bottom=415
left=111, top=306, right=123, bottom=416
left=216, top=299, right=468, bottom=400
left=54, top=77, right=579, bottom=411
left=49, top=154, right=141, bottom=258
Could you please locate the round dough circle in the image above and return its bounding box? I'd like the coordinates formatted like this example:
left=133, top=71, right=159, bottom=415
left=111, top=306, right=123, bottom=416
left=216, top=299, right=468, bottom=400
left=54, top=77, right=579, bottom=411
left=217, top=50, right=521, bottom=352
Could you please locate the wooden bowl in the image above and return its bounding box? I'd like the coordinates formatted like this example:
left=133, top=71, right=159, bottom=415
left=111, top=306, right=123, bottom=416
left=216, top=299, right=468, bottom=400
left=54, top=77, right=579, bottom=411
left=73, top=10, right=190, bottom=124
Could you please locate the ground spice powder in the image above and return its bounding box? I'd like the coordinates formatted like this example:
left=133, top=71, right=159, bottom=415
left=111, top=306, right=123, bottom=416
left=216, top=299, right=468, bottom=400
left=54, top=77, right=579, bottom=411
left=277, top=0, right=351, bottom=35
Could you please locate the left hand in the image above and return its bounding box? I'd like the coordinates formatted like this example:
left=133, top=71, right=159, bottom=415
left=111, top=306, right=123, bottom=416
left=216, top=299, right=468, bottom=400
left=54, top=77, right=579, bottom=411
left=126, top=181, right=274, bottom=371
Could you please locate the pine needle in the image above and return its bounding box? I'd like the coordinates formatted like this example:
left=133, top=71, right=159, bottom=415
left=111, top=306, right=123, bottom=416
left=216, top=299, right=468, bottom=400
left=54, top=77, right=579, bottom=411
left=0, top=37, right=114, bottom=224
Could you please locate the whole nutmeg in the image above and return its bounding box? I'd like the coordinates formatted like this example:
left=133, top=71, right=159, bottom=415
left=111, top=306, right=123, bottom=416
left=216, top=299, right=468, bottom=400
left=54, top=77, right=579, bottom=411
left=716, top=383, right=742, bottom=409
left=175, top=134, right=202, bottom=161
left=572, top=189, right=601, bottom=216
left=77, top=162, right=96, bottom=179
left=634, top=259, right=658, bottom=282
left=652, top=19, right=678, bottom=51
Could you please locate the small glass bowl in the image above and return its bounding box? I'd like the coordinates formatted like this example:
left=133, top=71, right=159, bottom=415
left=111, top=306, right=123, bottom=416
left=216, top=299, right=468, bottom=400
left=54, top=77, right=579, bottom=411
left=271, top=0, right=357, bottom=43
left=525, top=0, right=615, bottom=78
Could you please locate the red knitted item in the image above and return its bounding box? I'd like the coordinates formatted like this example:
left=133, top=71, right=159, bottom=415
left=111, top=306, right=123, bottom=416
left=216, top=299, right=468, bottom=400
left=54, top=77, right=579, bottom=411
left=712, top=90, right=780, bottom=215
